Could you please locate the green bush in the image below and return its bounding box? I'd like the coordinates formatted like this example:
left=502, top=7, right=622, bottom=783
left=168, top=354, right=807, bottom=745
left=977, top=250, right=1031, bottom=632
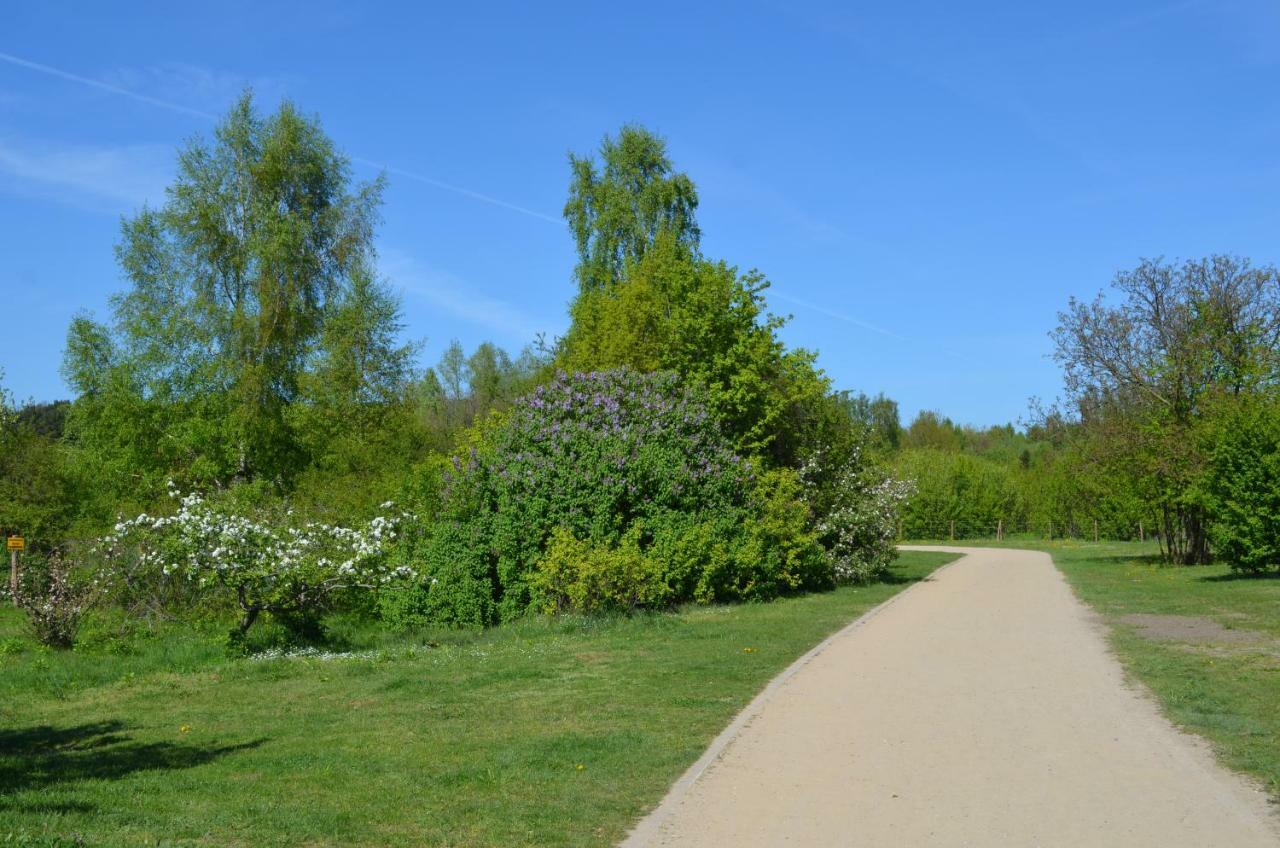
left=1200, top=396, right=1280, bottom=573
left=381, top=522, right=495, bottom=628
left=531, top=527, right=671, bottom=614
left=402, top=369, right=834, bottom=624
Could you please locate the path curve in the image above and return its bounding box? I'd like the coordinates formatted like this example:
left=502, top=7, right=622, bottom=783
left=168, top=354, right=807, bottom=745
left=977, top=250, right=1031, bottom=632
left=623, top=546, right=1279, bottom=847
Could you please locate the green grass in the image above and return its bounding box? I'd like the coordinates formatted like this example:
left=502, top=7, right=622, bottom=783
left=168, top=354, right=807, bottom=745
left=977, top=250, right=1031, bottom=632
left=0, top=550, right=956, bottom=847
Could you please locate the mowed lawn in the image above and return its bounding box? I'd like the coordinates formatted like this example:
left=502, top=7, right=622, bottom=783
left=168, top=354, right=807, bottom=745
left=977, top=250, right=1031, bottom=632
left=0, top=550, right=956, bottom=847
left=1045, top=541, right=1280, bottom=800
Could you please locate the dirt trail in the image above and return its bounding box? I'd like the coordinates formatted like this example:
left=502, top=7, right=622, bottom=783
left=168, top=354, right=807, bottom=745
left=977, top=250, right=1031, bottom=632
left=623, top=546, right=1279, bottom=847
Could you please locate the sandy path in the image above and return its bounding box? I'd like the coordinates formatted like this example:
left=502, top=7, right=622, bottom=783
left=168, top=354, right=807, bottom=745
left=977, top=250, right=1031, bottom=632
left=623, top=546, right=1279, bottom=847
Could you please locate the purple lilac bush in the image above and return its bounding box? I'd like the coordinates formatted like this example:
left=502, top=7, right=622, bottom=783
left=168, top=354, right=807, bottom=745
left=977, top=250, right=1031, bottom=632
left=393, top=368, right=831, bottom=624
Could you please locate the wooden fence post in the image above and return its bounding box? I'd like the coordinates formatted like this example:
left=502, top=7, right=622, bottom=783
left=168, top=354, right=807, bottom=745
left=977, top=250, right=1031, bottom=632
left=1093, top=518, right=1099, bottom=542
left=1139, top=521, right=1144, bottom=542
left=997, top=518, right=1004, bottom=541
left=949, top=520, right=955, bottom=541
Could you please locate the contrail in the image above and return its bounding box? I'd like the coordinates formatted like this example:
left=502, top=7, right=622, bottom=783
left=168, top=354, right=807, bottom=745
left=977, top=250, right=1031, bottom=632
left=353, top=158, right=561, bottom=224
left=0, top=49, right=560, bottom=224
left=773, top=291, right=989, bottom=367
left=0, top=50, right=217, bottom=120
left=771, top=291, right=912, bottom=342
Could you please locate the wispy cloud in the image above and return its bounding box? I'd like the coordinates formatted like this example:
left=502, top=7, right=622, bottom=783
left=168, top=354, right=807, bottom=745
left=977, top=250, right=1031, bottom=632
left=380, top=247, right=549, bottom=342
left=0, top=138, right=171, bottom=208
left=0, top=49, right=559, bottom=223
left=101, top=62, right=295, bottom=115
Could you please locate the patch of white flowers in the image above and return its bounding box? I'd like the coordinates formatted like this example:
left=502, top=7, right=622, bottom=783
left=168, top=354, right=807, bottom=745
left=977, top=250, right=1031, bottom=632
left=249, top=646, right=380, bottom=662
left=99, top=486, right=416, bottom=627
left=801, top=448, right=916, bottom=583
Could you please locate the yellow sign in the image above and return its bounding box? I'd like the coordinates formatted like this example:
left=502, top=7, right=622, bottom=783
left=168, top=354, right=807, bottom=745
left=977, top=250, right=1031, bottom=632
left=6, top=537, right=23, bottom=551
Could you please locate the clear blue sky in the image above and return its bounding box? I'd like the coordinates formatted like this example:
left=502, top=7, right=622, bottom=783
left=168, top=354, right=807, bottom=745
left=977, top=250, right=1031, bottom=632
left=2, top=1, right=1277, bottom=426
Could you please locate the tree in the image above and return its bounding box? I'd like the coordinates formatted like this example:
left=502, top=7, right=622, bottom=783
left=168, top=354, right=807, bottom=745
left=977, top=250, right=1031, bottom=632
left=416, top=340, right=546, bottom=451
left=834, top=391, right=901, bottom=452
left=1051, top=256, right=1280, bottom=563
left=558, top=233, right=828, bottom=462
left=62, top=92, right=408, bottom=495
left=564, top=125, right=700, bottom=293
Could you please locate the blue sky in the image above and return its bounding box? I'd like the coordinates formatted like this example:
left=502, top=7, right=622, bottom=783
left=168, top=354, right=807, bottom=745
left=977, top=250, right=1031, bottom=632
left=1, top=1, right=1277, bottom=426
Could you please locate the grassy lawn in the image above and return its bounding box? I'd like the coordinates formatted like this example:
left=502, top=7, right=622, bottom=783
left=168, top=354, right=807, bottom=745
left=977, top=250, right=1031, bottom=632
left=907, top=538, right=1280, bottom=800
left=0, top=550, right=956, bottom=847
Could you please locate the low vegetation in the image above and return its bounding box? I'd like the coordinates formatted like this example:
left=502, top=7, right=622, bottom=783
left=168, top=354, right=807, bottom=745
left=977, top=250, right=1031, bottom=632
left=0, top=550, right=955, bottom=846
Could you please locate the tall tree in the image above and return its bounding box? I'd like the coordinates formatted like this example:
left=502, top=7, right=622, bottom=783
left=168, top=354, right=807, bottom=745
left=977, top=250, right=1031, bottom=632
left=564, top=125, right=700, bottom=293
left=63, top=92, right=408, bottom=492
left=1052, top=255, right=1280, bottom=563
left=559, top=233, right=827, bottom=463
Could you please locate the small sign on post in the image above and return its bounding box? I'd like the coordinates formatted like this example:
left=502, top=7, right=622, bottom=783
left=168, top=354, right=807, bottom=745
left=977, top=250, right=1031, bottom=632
left=7, top=536, right=22, bottom=607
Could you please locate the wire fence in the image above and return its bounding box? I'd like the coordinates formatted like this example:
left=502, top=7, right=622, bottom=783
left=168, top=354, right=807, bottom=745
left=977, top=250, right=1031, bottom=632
left=899, top=518, right=1156, bottom=543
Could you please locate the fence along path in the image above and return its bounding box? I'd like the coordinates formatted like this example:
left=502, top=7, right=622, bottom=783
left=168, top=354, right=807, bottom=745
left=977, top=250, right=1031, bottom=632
left=624, top=546, right=1277, bottom=848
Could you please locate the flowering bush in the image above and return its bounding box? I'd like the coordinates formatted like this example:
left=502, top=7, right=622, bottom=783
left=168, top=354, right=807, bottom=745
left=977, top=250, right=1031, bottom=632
left=102, top=487, right=412, bottom=641
left=15, top=551, right=100, bottom=649
left=406, top=369, right=835, bottom=621
left=802, top=447, right=915, bottom=583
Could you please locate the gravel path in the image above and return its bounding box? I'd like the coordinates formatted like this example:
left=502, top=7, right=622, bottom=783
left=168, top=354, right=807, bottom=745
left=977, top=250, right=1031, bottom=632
left=623, top=546, right=1279, bottom=847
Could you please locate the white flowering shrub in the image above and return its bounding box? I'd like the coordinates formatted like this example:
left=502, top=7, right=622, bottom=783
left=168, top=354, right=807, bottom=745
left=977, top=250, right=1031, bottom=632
left=801, top=448, right=915, bottom=583
left=100, top=487, right=414, bottom=641
left=15, top=551, right=100, bottom=649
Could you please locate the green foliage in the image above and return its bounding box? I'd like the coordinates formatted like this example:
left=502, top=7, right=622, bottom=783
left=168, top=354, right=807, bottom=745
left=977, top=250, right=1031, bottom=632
left=1051, top=255, right=1280, bottom=562
left=531, top=527, right=672, bottom=614
left=559, top=234, right=828, bottom=462
left=0, top=376, right=81, bottom=547
left=804, top=449, right=913, bottom=583
left=404, top=370, right=836, bottom=625
left=61, top=92, right=412, bottom=503
left=415, top=339, right=548, bottom=453
left=732, top=468, right=832, bottom=595
left=1199, top=395, right=1280, bottom=572
left=565, top=125, right=700, bottom=293
left=381, top=521, right=496, bottom=628
left=895, top=448, right=1024, bottom=536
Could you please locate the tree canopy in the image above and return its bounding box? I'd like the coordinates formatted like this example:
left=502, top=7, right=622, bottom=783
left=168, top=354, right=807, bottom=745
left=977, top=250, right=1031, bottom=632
left=62, top=93, right=413, bottom=498
left=564, top=125, right=700, bottom=293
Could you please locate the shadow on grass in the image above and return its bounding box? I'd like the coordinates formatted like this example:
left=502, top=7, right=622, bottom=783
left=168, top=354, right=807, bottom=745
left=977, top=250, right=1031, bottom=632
left=0, top=720, right=264, bottom=810
left=1199, top=570, right=1280, bottom=583
left=1084, top=553, right=1168, bottom=568
left=878, top=569, right=933, bottom=586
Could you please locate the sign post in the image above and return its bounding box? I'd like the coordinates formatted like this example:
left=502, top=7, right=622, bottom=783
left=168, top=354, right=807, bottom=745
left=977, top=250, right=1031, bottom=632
left=7, top=536, right=23, bottom=606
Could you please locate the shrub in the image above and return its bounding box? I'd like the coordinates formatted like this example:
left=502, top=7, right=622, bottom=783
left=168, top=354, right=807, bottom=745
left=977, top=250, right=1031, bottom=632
left=1200, top=396, right=1280, bottom=573
left=531, top=527, right=671, bottom=614
left=803, top=447, right=914, bottom=583
left=15, top=552, right=99, bottom=649
left=893, top=448, right=1021, bottom=538
left=731, top=468, right=832, bottom=597
left=407, top=369, right=837, bottom=624
left=380, top=521, right=495, bottom=629
left=101, top=488, right=413, bottom=639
